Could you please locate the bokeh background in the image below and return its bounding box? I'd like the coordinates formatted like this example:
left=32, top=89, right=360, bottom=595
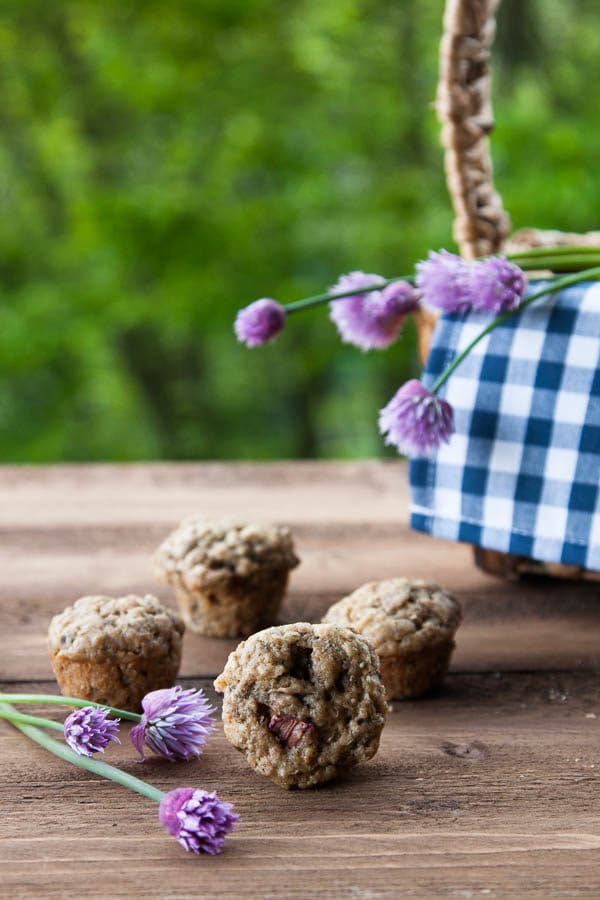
left=1, top=0, right=598, bottom=462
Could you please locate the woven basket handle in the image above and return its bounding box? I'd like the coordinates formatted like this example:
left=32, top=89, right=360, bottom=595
left=437, top=0, right=511, bottom=259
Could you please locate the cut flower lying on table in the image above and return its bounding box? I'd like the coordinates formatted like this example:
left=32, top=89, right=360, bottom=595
left=0, top=688, right=238, bottom=856
left=234, top=247, right=600, bottom=457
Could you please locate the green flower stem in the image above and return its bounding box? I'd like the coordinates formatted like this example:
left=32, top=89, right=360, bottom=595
left=507, top=245, right=600, bottom=260
left=516, top=254, right=600, bottom=273
left=0, top=707, right=64, bottom=732
left=283, top=249, right=600, bottom=317
left=0, top=702, right=164, bottom=803
left=284, top=274, right=414, bottom=314
left=0, top=693, right=141, bottom=723
left=431, top=265, right=600, bottom=395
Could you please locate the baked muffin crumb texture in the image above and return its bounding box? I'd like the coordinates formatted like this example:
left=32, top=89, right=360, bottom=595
left=48, top=594, right=184, bottom=709
left=156, top=519, right=299, bottom=592
left=323, top=578, right=461, bottom=699
left=214, top=622, right=387, bottom=789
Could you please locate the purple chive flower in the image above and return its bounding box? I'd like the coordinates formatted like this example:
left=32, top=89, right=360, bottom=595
left=379, top=379, right=454, bottom=457
left=159, top=787, right=239, bottom=855
left=63, top=706, right=120, bottom=757
left=234, top=298, right=286, bottom=347
left=329, top=271, right=418, bottom=350
left=130, top=686, right=215, bottom=762
left=381, top=280, right=420, bottom=314
left=467, top=256, right=527, bottom=313
left=415, top=250, right=471, bottom=313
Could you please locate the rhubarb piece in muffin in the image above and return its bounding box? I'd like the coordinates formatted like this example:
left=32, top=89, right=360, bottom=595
left=48, top=594, right=185, bottom=711
left=156, top=519, right=299, bottom=638
left=323, top=578, right=461, bottom=700
left=214, top=622, right=387, bottom=789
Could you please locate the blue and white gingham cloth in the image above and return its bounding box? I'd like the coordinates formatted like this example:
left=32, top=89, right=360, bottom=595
left=409, top=280, right=600, bottom=569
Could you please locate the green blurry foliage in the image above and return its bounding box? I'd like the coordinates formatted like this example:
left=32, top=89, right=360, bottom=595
left=0, top=0, right=598, bottom=461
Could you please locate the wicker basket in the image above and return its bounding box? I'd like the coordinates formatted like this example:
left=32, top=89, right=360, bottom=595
left=418, top=0, right=600, bottom=580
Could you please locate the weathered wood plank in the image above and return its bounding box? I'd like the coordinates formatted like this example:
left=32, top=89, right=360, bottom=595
left=1, top=674, right=599, bottom=898
left=0, top=461, right=410, bottom=527
left=2, top=464, right=600, bottom=898
left=1, top=463, right=599, bottom=680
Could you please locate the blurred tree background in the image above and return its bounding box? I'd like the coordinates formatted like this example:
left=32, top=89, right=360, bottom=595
left=0, top=0, right=598, bottom=461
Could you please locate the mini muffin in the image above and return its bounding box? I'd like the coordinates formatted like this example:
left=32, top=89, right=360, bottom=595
left=323, top=578, right=461, bottom=700
left=48, top=594, right=185, bottom=710
left=214, top=622, right=387, bottom=789
left=155, top=519, right=299, bottom=638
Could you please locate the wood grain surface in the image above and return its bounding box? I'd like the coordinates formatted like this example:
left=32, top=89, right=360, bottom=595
left=1, top=462, right=599, bottom=898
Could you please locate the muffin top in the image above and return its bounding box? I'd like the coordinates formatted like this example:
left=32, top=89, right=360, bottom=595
left=214, top=622, right=387, bottom=789
left=48, top=594, right=185, bottom=662
left=322, top=577, right=461, bottom=658
left=156, top=518, right=299, bottom=591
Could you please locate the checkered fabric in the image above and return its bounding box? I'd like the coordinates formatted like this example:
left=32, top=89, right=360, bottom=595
left=409, top=280, right=600, bottom=570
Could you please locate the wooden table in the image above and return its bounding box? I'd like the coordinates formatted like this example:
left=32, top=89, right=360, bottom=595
left=1, top=462, right=599, bottom=898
